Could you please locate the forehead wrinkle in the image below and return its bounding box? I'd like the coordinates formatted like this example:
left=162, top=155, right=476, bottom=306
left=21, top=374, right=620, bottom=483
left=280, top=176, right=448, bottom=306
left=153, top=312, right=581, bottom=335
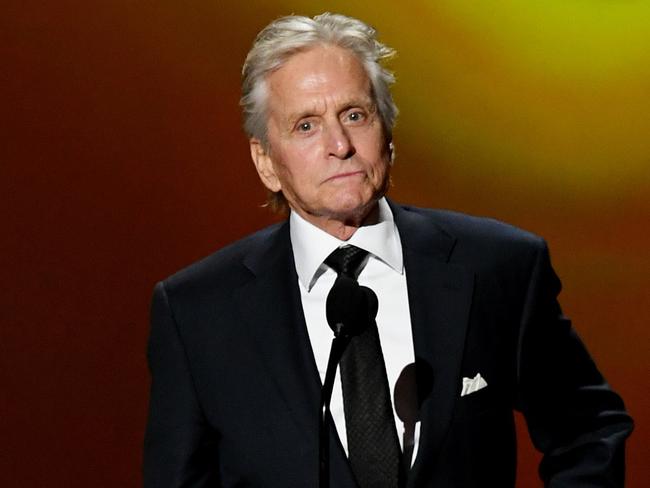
left=298, top=71, right=329, bottom=90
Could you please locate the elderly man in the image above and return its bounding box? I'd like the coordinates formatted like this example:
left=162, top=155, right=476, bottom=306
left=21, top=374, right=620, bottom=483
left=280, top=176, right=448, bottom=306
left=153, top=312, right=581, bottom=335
left=144, top=13, right=632, bottom=488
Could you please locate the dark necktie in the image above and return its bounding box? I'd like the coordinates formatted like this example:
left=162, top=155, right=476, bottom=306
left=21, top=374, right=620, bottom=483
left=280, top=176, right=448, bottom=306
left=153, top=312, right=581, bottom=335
left=325, top=245, right=402, bottom=488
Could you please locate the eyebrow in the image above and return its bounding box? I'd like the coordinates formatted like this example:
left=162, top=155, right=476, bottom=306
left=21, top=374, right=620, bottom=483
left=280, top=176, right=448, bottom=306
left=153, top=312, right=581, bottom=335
left=285, top=97, right=376, bottom=126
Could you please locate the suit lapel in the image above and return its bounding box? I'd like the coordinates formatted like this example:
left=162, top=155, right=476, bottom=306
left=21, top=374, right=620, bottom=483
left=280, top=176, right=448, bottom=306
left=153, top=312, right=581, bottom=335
left=391, top=203, right=474, bottom=483
left=234, top=221, right=359, bottom=487
left=234, top=222, right=321, bottom=438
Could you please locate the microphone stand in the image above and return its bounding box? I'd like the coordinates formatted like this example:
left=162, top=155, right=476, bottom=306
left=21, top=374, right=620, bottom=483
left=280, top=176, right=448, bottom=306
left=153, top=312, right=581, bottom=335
left=319, top=276, right=375, bottom=488
left=319, top=327, right=350, bottom=488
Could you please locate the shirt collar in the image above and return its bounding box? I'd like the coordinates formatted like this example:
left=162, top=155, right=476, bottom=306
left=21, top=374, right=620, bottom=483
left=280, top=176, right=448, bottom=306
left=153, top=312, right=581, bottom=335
left=290, top=198, right=403, bottom=291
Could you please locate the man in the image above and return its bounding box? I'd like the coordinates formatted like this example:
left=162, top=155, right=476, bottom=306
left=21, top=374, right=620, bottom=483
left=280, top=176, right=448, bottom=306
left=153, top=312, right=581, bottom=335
left=144, top=13, right=633, bottom=487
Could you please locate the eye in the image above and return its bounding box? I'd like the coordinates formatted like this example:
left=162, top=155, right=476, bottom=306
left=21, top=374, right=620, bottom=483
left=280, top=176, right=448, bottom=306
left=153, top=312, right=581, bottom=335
left=297, top=121, right=312, bottom=132
left=346, top=110, right=366, bottom=123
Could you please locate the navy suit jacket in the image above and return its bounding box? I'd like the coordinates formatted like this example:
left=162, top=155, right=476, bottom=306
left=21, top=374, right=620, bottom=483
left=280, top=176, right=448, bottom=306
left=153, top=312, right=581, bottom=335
left=144, top=202, right=632, bottom=487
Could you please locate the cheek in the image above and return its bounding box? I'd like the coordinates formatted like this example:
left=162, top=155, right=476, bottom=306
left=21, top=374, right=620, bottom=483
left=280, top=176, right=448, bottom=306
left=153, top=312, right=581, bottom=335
left=274, top=155, right=314, bottom=191
left=369, top=154, right=390, bottom=178
left=288, top=148, right=322, bottom=180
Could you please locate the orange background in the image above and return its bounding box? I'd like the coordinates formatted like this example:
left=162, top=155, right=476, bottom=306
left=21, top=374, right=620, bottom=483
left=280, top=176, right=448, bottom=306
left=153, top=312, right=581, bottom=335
left=2, top=2, right=648, bottom=486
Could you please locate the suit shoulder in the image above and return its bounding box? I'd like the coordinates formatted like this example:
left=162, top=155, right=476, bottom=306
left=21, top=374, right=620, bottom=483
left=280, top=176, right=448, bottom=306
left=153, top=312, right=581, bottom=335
left=401, top=204, right=545, bottom=249
left=160, top=221, right=286, bottom=296
left=396, top=204, right=548, bottom=272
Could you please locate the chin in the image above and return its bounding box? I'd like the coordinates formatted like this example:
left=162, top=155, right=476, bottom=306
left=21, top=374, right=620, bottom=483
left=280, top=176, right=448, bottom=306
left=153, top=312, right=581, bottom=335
left=328, top=195, right=378, bottom=222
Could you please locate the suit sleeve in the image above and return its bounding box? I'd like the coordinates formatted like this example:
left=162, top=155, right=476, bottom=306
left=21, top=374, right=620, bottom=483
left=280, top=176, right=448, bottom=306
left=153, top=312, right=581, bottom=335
left=143, top=281, right=220, bottom=487
left=516, top=240, right=633, bottom=487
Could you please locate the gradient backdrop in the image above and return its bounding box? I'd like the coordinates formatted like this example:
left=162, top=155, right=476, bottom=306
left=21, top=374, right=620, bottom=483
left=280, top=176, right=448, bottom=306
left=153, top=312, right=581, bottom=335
left=2, top=1, right=648, bottom=486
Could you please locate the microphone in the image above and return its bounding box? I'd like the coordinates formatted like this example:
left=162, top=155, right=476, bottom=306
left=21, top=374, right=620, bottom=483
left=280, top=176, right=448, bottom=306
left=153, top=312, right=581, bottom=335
left=326, top=275, right=378, bottom=338
left=319, top=276, right=377, bottom=488
left=393, top=360, right=434, bottom=470
left=394, top=364, right=418, bottom=469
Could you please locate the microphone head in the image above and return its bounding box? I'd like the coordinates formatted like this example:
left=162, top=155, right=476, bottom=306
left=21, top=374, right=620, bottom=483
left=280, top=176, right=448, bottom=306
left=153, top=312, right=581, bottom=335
left=359, top=285, right=378, bottom=319
left=326, top=276, right=378, bottom=338
left=394, top=360, right=434, bottom=425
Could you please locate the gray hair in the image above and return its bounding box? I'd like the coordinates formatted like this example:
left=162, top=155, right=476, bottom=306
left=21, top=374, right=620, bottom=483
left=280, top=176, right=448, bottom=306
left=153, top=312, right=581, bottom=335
left=241, top=12, right=398, bottom=147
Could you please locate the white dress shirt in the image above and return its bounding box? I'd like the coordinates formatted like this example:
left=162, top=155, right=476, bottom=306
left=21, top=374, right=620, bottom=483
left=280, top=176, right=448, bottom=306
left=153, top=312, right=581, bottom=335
left=289, top=198, right=420, bottom=462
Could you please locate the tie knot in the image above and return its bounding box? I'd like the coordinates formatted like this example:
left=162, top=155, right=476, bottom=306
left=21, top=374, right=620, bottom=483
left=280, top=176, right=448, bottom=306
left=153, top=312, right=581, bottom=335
left=325, top=245, right=369, bottom=279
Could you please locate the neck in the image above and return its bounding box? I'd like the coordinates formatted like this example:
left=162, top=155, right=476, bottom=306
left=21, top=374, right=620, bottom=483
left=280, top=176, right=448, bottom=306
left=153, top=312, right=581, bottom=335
left=297, top=202, right=380, bottom=241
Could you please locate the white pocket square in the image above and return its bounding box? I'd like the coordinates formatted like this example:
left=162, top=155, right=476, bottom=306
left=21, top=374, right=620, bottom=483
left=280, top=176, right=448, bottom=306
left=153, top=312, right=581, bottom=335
left=460, top=373, right=488, bottom=397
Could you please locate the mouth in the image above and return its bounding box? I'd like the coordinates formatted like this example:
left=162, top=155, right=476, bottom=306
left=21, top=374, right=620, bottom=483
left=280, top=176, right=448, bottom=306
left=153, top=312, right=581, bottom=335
left=324, top=170, right=365, bottom=182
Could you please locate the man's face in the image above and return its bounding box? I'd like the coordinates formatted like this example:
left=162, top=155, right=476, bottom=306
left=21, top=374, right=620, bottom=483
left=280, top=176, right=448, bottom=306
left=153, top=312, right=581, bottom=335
left=250, top=44, right=392, bottom=232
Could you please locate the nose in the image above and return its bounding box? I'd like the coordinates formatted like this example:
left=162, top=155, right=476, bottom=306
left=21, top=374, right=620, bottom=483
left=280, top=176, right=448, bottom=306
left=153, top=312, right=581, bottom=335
left=327, top=122, right=356, bottom=160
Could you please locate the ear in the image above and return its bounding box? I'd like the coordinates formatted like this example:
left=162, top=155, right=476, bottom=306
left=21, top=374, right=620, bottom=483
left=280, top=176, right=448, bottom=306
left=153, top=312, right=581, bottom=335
left=388, top=140, right=395, bottom=165
left=249, top=138, right=281, bottom=192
